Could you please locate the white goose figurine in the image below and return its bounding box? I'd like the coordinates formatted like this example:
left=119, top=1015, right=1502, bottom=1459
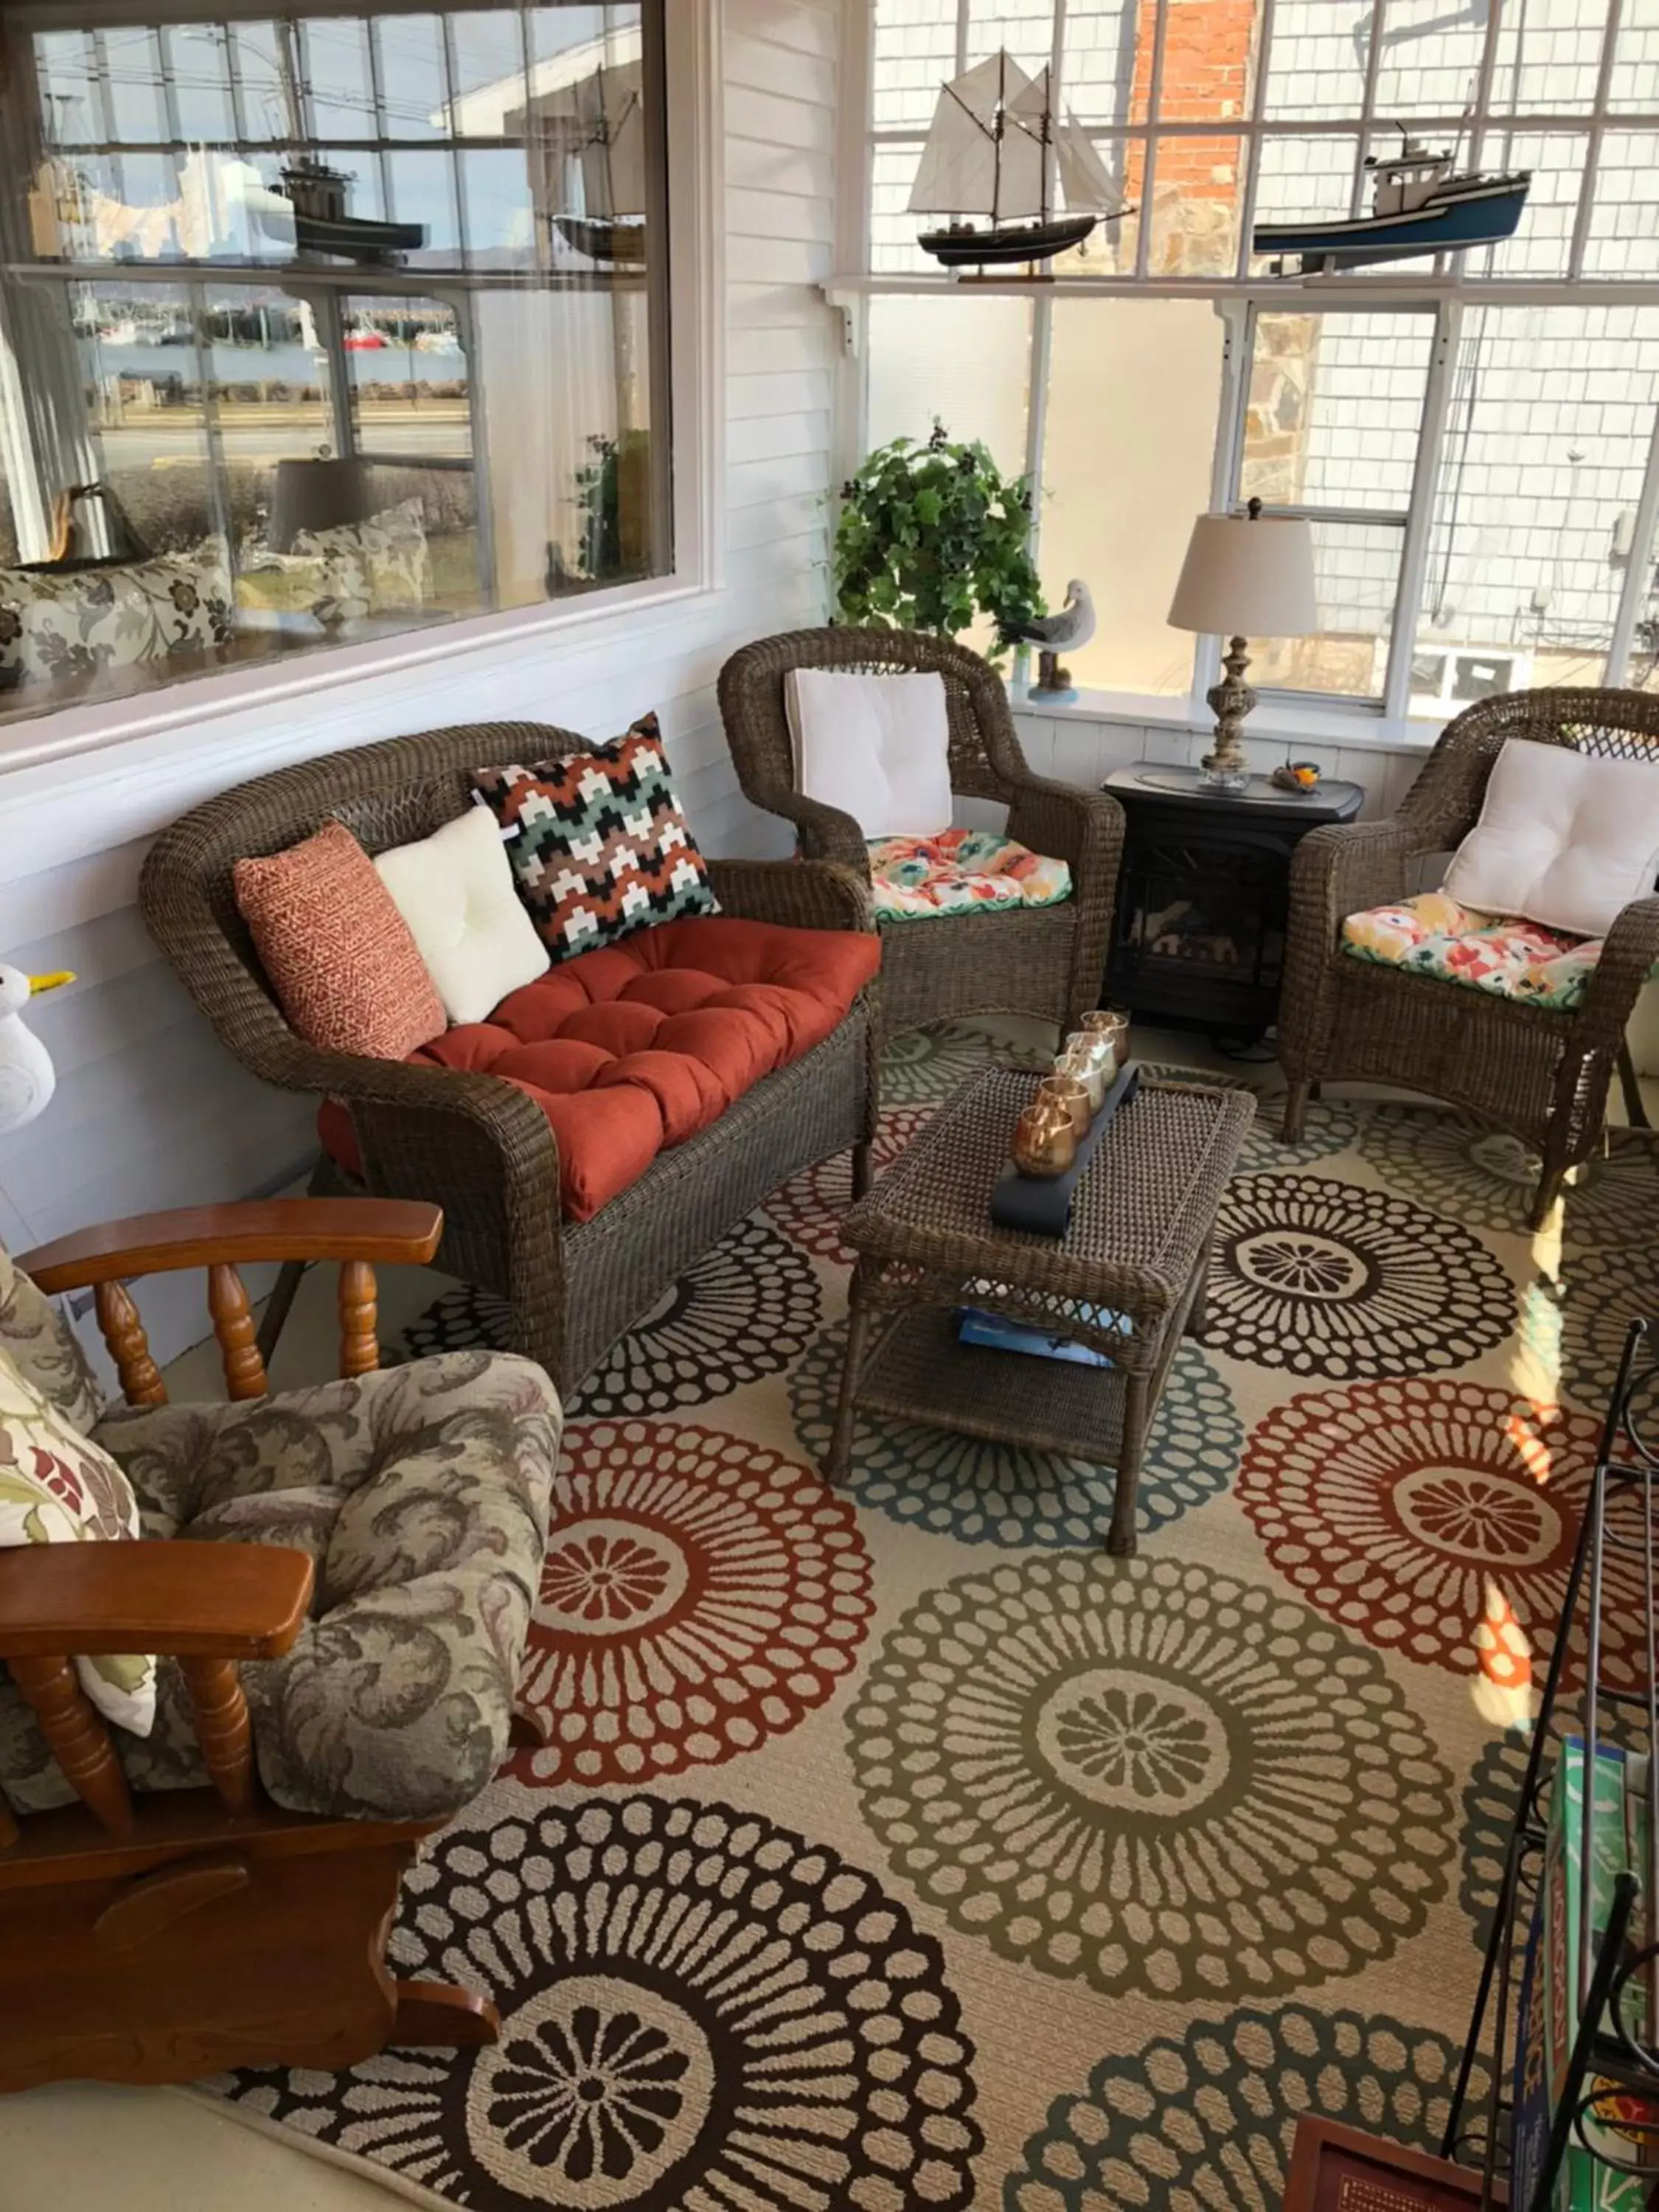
left=0, top=966, right=73, bottom=1135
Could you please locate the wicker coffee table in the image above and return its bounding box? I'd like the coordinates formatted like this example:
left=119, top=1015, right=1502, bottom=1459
left=826, top=1065, right=1252, bottom=1554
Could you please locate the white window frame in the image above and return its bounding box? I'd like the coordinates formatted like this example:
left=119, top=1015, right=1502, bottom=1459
left=0, top=0, right=724, bottom=754
left=835, top=0, right=1659, bottom=722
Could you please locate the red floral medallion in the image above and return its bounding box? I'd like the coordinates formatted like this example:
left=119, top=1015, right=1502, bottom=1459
left=1237, top=1378, right=1638, bottom=1689
left=512, top=1422, right=875, bottom=1785
left=763, top=1108, right=930, bottom=1259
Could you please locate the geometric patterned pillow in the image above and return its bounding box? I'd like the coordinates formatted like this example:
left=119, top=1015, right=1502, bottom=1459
left=470, top=712, right=720, bottom=962
left=0, top=1348, right=156, bottom=1739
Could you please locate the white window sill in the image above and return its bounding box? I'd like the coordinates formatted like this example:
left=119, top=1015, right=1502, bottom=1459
left=0, top=574, right=720, bottom=776
left=1010, top=681, right=1446, bottom=754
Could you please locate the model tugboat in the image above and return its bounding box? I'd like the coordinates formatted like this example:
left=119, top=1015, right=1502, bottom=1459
left=910, top=50, right=1129, bottom=273
left=267, top=158, right=426, bottom=264
left=1253, top=131, right=1531, bottom=275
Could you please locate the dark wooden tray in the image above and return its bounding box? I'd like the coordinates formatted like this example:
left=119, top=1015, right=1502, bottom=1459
left=989, top=1060, right=1142, bottom=1237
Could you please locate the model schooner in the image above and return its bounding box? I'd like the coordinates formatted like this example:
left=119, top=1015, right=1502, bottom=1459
left=554, top=60, right=647, bottom=268
left=910, top=51, right=1128, bottom=271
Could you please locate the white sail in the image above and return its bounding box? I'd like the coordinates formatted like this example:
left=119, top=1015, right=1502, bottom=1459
left=573, top=60, right=645, bottom=218
left=998, top=63, right=1049, bottom=220
left=908, top=52, right=1008, bottom=215
left=1057, top=116, right=1118, bottom=213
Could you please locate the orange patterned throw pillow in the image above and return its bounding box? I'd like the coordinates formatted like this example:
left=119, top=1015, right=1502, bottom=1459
left=234, top=819, right=446, bottom=1059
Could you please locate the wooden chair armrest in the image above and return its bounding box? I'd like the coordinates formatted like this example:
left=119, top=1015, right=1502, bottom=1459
left=0, top=1542, right=313, bottom=1660
left=20, top=1199, right=442, bottom=1295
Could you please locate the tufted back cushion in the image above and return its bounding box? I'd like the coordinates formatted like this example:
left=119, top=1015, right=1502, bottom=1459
left=0, top=1242, right=101, bottom=1434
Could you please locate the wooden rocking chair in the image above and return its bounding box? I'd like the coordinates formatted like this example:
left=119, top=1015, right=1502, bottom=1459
left=0, top=1198, right=560, bottom=2092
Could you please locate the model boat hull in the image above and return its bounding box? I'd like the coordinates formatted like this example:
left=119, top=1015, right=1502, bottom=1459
left=1254, top=178, right=1529, bottom=272
left=557, top=215, right=647, bottom=265
left=919, top=211, right=1099, bottom=267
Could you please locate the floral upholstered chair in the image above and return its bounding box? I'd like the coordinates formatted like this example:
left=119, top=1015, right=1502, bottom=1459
left=0, top=1198, right=560, bottom=2090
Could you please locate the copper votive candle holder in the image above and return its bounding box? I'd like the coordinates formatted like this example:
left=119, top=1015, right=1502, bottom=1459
left=1040, top=1072, right=1093, bottom=1139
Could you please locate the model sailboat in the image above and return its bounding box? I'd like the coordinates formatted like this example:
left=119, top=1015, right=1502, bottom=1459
left=554, top=60, right=647, bottom=268
left=911, top=51, right=1128, bottom=271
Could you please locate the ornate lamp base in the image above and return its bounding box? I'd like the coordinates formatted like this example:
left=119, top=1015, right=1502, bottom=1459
left=1198, top=634, right=1255, bottom=793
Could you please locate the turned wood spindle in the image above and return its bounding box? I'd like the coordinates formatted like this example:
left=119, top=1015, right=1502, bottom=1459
left=338, top=1259, right=380, bottom=1379
left=181, top=1655, right=256, bottom=1816
left=9, top=1653, right=133, bottom=1835
left=0, top=1792, right=18, bottom=1851
left=94, top=1279, right=166, bottom=1407
left=209, top=1263, right=268, bottom=1400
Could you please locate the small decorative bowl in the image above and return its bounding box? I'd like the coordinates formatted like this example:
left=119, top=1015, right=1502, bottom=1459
left=1270, top=760, right=1322, bottom=793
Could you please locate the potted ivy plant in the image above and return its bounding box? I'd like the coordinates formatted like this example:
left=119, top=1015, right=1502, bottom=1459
left=832, top=421, right=1043, bottom=660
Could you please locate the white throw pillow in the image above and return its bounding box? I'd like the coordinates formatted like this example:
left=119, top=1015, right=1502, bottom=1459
left=785, top=668, right=954, bottom=840
left=1441, top=737, right=1659, bottom=939
left=375, top=804, right=547, bottom=1026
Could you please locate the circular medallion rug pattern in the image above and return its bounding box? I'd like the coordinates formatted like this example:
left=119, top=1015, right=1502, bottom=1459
left=218, top=1018, right=1595, bottom=2209
left=846, top=1552, right=1455, bottom=2003
left=510, top=1422, right=874, bottom=1786
left=1004, top=2003, right=1486, bottom=2212
left=1360, top=1105, right=1659, bottom=1241
left=1199, top=1172, right=1514, bottom=1379
left=789, top=1322, right=1242, bottom=1547
left=1235, top=1377, right=1637, bottom=1688
left=225, top=1795, right=983, bottom=2212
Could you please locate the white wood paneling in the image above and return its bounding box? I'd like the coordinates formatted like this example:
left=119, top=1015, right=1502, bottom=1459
left=0, top=0, right=843, bottom=1369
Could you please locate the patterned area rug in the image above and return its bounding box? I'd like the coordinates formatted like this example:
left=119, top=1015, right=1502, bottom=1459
left=198, top=1018, right=1650, bottom=2210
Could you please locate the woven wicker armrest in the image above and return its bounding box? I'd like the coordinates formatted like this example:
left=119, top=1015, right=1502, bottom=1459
left=738, top=785, right=871, bottom=877
left=1288, top=817, right=1423, bottom=940
left=1572, top=893, right=1659, bottom=1048
left=1006, top=776, right=1125, bottom=876
left=709, top=857, right=875, bottom=934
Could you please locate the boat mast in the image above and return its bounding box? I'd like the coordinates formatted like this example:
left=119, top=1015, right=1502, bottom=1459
left=992, top=51, right=1005, bottom=226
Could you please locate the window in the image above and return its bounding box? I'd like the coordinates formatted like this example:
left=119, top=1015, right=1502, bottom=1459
left=0, top=1, right=675, bottom=722
left=857, top=0, right=1659, bottom=714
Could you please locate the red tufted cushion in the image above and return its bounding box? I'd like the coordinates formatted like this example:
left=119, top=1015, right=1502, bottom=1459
left=317, top=915, right=880, bottom=1222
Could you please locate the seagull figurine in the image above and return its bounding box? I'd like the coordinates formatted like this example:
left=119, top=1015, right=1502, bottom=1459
left=1001, top=580, right=1097, bottom=701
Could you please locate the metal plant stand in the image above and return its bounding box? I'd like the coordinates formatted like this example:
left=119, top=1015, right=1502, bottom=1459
left=1442, top=1317, right=1659, bottom=2208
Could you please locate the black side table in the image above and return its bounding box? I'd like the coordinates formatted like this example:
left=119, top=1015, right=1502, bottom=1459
left=1102, top=761, right=1365, bottom=1039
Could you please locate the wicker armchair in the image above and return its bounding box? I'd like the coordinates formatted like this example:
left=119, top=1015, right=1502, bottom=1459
left=718, top=627, right=1124, bottom=1036
left=1278, top=688, right=1659, bottom=1228
left=139, top=720, right=879, bottom=1394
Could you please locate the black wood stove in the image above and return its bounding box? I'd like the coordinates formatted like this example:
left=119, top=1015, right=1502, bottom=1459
left=1102, top=761, right=1364, bottom=1040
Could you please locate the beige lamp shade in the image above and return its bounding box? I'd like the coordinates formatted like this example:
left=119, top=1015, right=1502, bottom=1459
left=1167, top=510, right=1318, bottom=638
left=268, top=456, right=377, bottom=553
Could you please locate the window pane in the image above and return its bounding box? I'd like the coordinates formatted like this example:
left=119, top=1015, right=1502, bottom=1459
left=866, top=293, right=1032, bottom=476
left=1611, top=0, right=1659, bottom=111
left=1248, top=133, right=1360, bottom=271
left=1248, top=519, right=1402, bottom=699
left=1585, top=132, right=1659, bottom=279
left=1372, top=0, right=1489, bottom=118
left=1147, top=133, right=1242, bottom=275
left=1464, top=130, right=1587, bottom=279
left=1155, top=0, right=1262, bottom=122
left=1241, top=310, right=1433, bottom=515
left=870, top=142, right=936, bottom=274
left=1037, top=298, right=1224, bottom=693
left=871, top=0, right=959, bottom=131
left=964, top=2, right=1055, bottom=86
left=0, top=0, right=672, bottom=723
left=1262, top=2, right=1371, bottom=119
left=1492, top=3, right=1607, bottom=113
left=1415, top=307, right=1659, bottom=704
left=1065, top=1, right=1147, bottom=127
left=164, top=25, right=237, bottom=144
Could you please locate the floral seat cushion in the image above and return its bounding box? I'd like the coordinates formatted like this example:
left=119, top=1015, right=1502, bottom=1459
left=0, top=1346, right=558, bottom=1825
left=866, top=830, right=1073, bottom=922
left=1340, top=890, right=1604, bottom=1012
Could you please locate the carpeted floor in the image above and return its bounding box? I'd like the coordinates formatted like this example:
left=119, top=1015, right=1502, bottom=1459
left=196, top=1016, right=1659, bottom=2211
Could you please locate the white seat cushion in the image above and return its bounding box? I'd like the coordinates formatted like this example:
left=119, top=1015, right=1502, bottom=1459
left=375, top=804, right=548, bottom=1026
left=1441, top=736, right=1659, bottom=939
left=784, top=668, right=954, bottom=840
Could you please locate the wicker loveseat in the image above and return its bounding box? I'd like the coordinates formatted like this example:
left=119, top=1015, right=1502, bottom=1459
left=718, top=627, right=1124, bottom=1037
left=1278, top=687, right=1659, bottom=1226
left=139, top=720, right=880, bottom=1393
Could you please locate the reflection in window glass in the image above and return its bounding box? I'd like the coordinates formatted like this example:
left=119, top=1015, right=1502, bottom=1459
left=0, top=1, right=670, bottom=720
left=1039, top=299, right=1225, bottom=694
left=1417, top=308, right=1659, bottom=700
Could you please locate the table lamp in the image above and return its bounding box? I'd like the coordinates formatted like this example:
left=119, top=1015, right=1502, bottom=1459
left=267, top=456, right=376, bottom=554
left=1168, top=495, right=1317, bottom=792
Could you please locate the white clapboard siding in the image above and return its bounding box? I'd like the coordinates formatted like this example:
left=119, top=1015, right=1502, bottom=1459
left=0, top=0, right=842, bottom=1368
